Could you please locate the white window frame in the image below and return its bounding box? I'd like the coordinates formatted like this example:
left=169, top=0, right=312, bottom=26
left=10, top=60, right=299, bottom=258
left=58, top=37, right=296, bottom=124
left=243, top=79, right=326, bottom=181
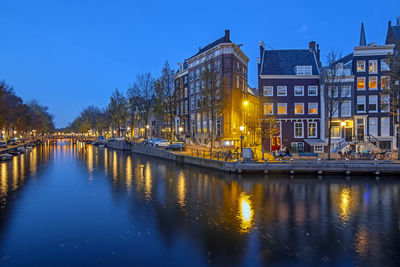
left=295, top=103, right=304, bottom=115
left=294, top=122, right=304, bottom=138
left=369, top=76, right=378, bottom=90
left=314, top=145, right=324, bottom=153
left=277, top=103, right=287, bottom=115
left=357, top=77, right=366, bottom=90
left=308, top=102, right=318, bottom=115
left=294, top=86, right=304, bottom=96
left=263, top=86, right=273, bottom=96
left=381, top=95, right=390, bottom=113
left=381, top=117, right=390, bottom=136
left=368, top=95, right=378, bottom=113
left=369, top=60, right=378, bottom=74
left=357, top=96, right=366, bottom=113
left=277, top=86, right=287, bottom=96
left=341, top=101, right=351, bottom=117
left=264, top=103, right=273, bottom=115
left=308, top=86, right=318, bottom=96
left=357, top=60, right=366, bottom=72
left=381, top=76, right=390, bottom=90
left=369, top=117, right=378, bottom=136
left=381, top=59, right=390, bottom=71
left=341, top=85, right=351, bottom=97
left=308, top=122, right=317, bottom=138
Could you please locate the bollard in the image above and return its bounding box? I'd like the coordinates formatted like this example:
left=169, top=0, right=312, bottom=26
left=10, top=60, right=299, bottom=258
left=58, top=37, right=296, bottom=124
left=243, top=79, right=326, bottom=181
left=317, top=158, right=322, bottom=175
left=374, top=158, right=380, bottom=175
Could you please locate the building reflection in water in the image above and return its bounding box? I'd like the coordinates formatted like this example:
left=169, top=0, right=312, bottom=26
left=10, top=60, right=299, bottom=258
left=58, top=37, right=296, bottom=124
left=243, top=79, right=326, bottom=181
left=3, top=141, right=396, bottom=266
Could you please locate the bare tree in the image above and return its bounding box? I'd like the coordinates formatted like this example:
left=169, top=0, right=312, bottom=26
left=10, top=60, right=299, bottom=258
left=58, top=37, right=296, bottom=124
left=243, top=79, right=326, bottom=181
left=198, top=65, right=227, bottom=155
left=322, top=50, right=347, bottom=160
left=108, top=88, right=128, bottom=137
left=127, top=72, right=155, bottom=138
left=154, top=61, right=176, bottom=142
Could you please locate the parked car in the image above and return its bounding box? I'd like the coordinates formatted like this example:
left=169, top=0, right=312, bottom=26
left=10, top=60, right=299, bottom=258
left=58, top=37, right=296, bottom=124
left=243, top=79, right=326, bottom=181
left=166, top=142, right=185, bottom=151
left=7, top=139, right=17, bottom=146
left=148, top=138, right=163, bottom=146
left=153, top=139, right=170, bottom=148
left=0, top=141, right=7, bottom=148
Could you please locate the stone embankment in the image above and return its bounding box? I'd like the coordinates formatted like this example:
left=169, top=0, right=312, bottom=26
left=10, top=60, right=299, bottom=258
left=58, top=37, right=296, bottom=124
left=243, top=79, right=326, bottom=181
left=105, top=140, right=400, bottom=176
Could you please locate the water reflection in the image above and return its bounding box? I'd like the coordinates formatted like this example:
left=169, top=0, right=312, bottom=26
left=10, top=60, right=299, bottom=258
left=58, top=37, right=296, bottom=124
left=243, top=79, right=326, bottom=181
left=1, top=141, right=400, bottom=266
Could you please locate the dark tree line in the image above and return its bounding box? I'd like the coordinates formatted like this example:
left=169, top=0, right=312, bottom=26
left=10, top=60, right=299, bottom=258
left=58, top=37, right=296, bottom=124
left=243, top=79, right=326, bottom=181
left=0, top=80, right=54, bottom=139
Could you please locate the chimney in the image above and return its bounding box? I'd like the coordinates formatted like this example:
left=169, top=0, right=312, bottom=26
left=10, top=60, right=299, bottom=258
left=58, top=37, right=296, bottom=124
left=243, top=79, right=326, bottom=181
left=397, top=16, right=400, bottom=26
left=224, top=29, right=230, bottom=42
left=259, top=41, right=265, bottom=57
left=309, top=41, right=316, bottom=52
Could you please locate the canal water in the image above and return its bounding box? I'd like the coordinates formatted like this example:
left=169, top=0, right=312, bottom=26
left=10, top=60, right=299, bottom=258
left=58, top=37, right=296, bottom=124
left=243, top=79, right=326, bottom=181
left=0, top=140, right=400, bottom=266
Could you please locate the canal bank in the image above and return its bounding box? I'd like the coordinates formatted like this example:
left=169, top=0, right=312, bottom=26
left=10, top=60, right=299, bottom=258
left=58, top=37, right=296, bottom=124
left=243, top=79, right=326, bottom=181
left=118, top=141, right=400, bottom=176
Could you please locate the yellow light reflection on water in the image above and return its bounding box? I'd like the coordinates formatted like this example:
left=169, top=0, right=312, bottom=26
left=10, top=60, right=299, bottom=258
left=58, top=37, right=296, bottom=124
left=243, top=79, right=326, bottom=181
left=354, top=226, right=370, bottom=258
left=1, top=163, right=7, bottom=198
left=126, top=156, right=132, bottom=190
left=177, top=172, right=186, bottom=207
left=339, top=187, right=351, bottom=225
left=30, top=147, right=37, bottom=176
left=12, top=157, right=18, bottom=190
left=87, top=145, right=93, bottom=174
left=238, top=193, right=254, bottom=233
left=144, top=163, right=152, bottom=201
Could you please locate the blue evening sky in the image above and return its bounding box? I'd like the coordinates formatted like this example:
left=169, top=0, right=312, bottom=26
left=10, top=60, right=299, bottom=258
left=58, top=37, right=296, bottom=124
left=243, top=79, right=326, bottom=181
left=0, top=0, right=399, bottom=128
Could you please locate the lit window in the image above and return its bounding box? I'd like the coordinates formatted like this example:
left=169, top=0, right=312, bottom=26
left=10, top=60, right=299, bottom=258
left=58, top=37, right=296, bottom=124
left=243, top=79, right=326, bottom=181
left=308, top=103, right=318, bottom=114
left=368, top=95, right=378, bottom=112
left=294, top=86, right=304, bottom=96
left=381, top=59, right=390, bottom=71
left=277, top=103, right=287, bottom=114
left=264, top=103, right=273, bottom=115
left=341, top=86, right=351, bottom=97
left=381, top=95, right=390, bottom=112
left=369, top=76, right=377, bottom=90
left=277, top=86, right=287, bottom=96
left=308, top=122, right=317, bottom=138
left=357, top=96, right=366, bottom=113
left=357, top=60, right=365, bottom=72
left=341, top=101, right=351, bottom=117
left=295, top=103, right=304, bottom=114
left=357, top=77, right=365, bottom=90
left=381, top=76, right=389, bottom=90
left=294, top=122, right=303, bottom=138
left=263, top=86, right=273, bottom=96
left=369, top=60, right=377, bottom=73
left=308, top=86, right=318, bottom=96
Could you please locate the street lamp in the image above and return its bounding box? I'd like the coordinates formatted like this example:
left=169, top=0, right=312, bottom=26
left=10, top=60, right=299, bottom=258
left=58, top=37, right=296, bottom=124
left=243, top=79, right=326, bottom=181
left=239, top=125, right=245, bottom=155
left=178, top=127, right=183, bottom=133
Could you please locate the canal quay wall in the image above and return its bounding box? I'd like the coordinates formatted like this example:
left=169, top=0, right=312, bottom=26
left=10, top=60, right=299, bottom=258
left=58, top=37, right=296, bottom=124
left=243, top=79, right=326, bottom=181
left=103, top=140, right=400, bottom=176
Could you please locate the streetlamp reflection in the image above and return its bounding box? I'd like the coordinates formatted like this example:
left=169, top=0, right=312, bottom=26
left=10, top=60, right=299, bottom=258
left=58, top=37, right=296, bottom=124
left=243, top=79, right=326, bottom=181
left=238, top=192, right=254, bottom=233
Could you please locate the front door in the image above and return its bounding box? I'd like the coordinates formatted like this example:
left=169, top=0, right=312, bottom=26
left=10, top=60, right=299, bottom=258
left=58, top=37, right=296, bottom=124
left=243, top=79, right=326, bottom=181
left=345, top=127, right=353, bottom=141
left=271, top=137, right=281, bottom=151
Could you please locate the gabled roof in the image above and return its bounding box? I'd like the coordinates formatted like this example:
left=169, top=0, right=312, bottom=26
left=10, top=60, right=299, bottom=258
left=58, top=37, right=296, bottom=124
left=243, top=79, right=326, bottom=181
left=334, top=53, right=353, bottom=65
left=386, top=25, right=400, bottom=45
left=188, top=35, right=231, bottom=60
left=260, top=49, right=320, bottom=76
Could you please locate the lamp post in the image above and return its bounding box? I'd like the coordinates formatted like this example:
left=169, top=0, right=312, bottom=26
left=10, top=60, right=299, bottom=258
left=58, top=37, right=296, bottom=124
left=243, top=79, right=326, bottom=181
left=146, top=125, right=150, bottom=139
left=239, top=125, right=245, bottom=156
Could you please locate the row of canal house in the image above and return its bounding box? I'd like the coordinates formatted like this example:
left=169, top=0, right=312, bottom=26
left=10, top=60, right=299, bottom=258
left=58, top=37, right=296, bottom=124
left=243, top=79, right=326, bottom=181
left=173, top=19, right=399, bottom=153
left=259, top=20, right=400, bottom=153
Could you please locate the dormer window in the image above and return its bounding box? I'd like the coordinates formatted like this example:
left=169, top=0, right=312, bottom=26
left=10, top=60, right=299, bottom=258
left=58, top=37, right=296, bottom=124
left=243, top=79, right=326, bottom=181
left=296, top=66, right=312, bottom=75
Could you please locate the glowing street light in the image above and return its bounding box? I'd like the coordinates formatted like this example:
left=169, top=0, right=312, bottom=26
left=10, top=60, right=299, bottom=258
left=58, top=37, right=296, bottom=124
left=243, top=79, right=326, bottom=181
left=243, top=100, right=249, bottom=106
left=178, top=126, right=184, bottom=133
left=239, top=125, right=245, bottom=155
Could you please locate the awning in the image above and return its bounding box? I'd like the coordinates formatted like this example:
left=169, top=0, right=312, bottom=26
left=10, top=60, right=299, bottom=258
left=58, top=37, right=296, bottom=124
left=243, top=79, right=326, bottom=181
left=304, top=139, right=327, bottom=146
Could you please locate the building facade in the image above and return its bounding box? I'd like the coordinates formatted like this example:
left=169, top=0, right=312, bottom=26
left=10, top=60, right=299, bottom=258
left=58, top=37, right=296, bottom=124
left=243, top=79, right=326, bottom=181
left=174, top=30, right=249, bottom=146
left=353, top=23, right=396, bottom=150
left=258, top=41, right=323, bottom=153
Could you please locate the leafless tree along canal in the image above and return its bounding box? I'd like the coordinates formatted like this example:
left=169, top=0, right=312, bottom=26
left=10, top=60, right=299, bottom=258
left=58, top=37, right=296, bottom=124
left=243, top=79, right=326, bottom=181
left=0, top=140, right=400, bottom=266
